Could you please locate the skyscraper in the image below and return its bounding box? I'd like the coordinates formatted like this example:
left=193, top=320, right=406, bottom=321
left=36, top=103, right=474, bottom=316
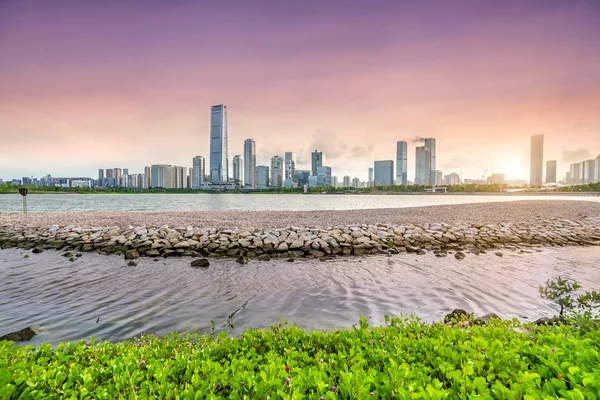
left=233, top=155, right=244, bottom=186
left=98, top=169, right=104, bottom=181
left=311, top=150, right=325, bottom=176
left=192, top=156, right=205, bottom=188
left=210, top=105, right=228, bottom=184
left=114, top=168, right=122, bottom=187
left=595, top=155, right=600, bottom=184
left=244, top=139, right=256, bottom=188
left=316, top=166, right=332, bottom=187
left=284, top=152, right=296, bottom=179
left=415, top=146, right=431, bottom=185
left=151, top=164, right=172, bottom=188
left=530, top=134, right=544, bottom=186
left=546, top=160, right=557, bottom=184
left=374, top=160, right=394, bottom=186
left=144, top=166, right=151, bottom=188
left=343, top=175, right=351, bottom=187
left=270, top=156, right=284, bottom=188
left=424, top=138, right=436, bottom=185
left=368, top=168, right=374, bottom=186
left=256, top=166, right=270, bottom=188
left=396, top=141, right=408, bottom=185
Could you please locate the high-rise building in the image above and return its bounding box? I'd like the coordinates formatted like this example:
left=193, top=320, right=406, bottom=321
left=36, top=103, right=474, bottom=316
left=424, top=138, right=436, bottom=185
left=256, top=165, right=270, bottom=188
left=293, top=170, right=311, bottom=187
left=343, top=175, right=351, bottom=187
left=144, top=166, right=151, bottom=188
left=443, top=173, right=461, bottom=186
left=151, top=164, right=172, bottom=188
left=434, top=170, right=443, bottom=186
left=98, top=169, right=104, bottom=181
left=374, top=160, right=394, bottom=186
left=311, top=150, right=325, bottom=176
left=368, top=167, right=374, bottom=186
left=396, top=141, right=408, bottom=185
left=210, top=104, right=228, bottom=184
left=284, top=152, right=296, bottom=179
left=352, top=177, right=360, bottom=188
left=232, top=155, right=243, bottom=186
left=415, top=146, right=431, bottom=185
left=569, top=163, right=581, bottom=184
left=316, top=166, right=332, bottom=187
left=243, top=139, right=256, bottom=188
left=488, top=173, right=506, bottom=185
left=530, top=134, right=544, bottom=186
left=270, top=156, right=284, bottom=188
left=192, top=156, right=205, bottom=188
left=583, top=159, right=596, bottom=183
left=114, top=168, right=122, bottom=187
left=546, top=160, right=557, bottom=184
left=595, top=155, right=600, bottom=184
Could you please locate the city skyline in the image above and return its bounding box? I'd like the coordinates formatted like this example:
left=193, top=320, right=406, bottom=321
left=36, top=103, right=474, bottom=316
left=1, top=1, right=600, bottom=181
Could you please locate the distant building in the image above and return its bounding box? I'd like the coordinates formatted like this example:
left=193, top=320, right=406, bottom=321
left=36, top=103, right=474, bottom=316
left=210, top=105, right=228, bottom=184
left=424, top=138, right=436, bottom=185
left=343, top=175, right=351, bottom=187
left=596, top=155, right=600, bottom=184
left=374, top=160, right=394, bottom=186
left=332, top=176, right=339, bottom=188
left=256, top=165, right=270, bottom=188
left=284, top=152, right=296, bottom=180
left=151, top=164, right=172, bottom=188
left=546, top=160, right=557, bottom=184
left=530, top=134, right=544, bottom=186
left=583, top=159, right=596, bottom=183
left=144, top=166, right=152, bottom=188
left=172, top=166, right=187, bottom=189
left=443, top=173, right=461, bottom=186
left=352, top=177, right=360, bottom=188
left=71, top=179, right=92, bottom=188
left=569, top=163, right=581, bottom=184
left=311, top=150, right=325, bottom=176
left=98, top=169, right=104, bottom=184
left=244, top=139, right=256, bottom=188
left=270, top=156, right=284, bottom=188
left=415, top=146, right=430, bottom=185
left=368, top=167, right=374, bottom=187
left=232, top=155, right=243, bottom=186
left=434, top=170, right=443, bottom=186
left=293, top=170, right=311, bottom=187
left=192, top=156, right=205, bottom=189
left=507, top=179, right=528, bottom=187
left=316, top=166, right=332, bottom=187
left=488, top=173, right=506, bottom=185
left=396, top=141, right=408, bottom=185
left=114, top=168, right=122, bottom=187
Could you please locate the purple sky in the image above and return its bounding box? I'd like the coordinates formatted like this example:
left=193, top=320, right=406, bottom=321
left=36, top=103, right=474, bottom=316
left=1, top=0, right=599, bottom=182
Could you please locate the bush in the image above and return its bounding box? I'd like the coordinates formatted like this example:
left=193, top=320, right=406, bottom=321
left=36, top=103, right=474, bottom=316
left=2, top=316, right=600, bottom=399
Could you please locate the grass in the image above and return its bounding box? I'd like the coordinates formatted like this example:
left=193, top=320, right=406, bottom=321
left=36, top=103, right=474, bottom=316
left=1, top=315, right=599, bottom=399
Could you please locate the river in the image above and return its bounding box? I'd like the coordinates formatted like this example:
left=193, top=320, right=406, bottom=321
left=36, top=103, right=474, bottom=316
left=1, top=246, right=599, bottom=346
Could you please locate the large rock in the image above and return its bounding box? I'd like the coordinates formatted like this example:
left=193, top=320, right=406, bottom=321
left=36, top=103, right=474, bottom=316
left=444, top=309, right=469, bottom=324
left=190, top=258, right=210, bottom=268
left=257, top=254, right=271, bottom=262
left=236, top=255, right=249, bottom=265
left=0, top=326, right=40, bottom=342
left=124, top=250, right=140, bottom=260
left=454, top=251, right=466, bottom=260
left=473, top=313, right=501, bottom=325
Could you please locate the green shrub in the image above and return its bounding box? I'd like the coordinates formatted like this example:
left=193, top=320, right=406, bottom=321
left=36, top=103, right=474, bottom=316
left=2, top=316, right=600, bottom=399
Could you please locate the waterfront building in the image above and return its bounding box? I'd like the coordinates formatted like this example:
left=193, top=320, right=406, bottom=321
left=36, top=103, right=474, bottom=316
left=343, top=175, right=351, bottom=187
left=443, top=173, right=461, bottom=186
left=332, top=176, right=339, bottom=188
left=151, top=164, right=172, bottom=188
left=171, top=166, right=187, bottom=188
left=569, top=163, right=581, bottom=184
left=546, top=160, right=557, bottom=184
left=530, top=134, right=544, bottom=186
left=284, top=152, right=296, bottom=179
left=415, top=146, right=431, bottom=185
left=256, top=165, right=270, bottom=188
left=316, top=166, right=332, bottom=187
left=210, top=104, right=228, bottom=184
left=98, top=169, right=104, bottom=183
left=374, top=160, right=394, bottom=186
left=424, top=138, right=436, bottom=185
left=396, top=141, right=408, bottom=185
left=293, top=170, right=311, bottom=187
left=270, top=156, right=284, bottom=188
left=192, top=156, right=205, bottom=189
left=434, top=170, right=443, bottom=186
left=311, top=150, right=325, bottom=176
left=144, top=166, right=151, bottom=188
left=583, top=159, right=596, bottom=183
left=368, top=167, right=374, bottom=187
left=352, top=177, right=360, bottom=188
left=113, top=168, right=122, bottom=187
left=243, top=139, right=256, bottom=188
left=233, top=155, right=243, bottom=186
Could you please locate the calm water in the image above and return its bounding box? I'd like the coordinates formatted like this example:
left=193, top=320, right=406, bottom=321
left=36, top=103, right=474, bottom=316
left=2, top=246, right=599, bottom=346
left=1, top=193, right=599, bottom=213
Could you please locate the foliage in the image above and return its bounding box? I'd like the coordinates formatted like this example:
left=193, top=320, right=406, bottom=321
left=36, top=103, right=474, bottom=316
left=539, top=276, right=600, bottom=319
left=2, top=316, right=600, bottom=399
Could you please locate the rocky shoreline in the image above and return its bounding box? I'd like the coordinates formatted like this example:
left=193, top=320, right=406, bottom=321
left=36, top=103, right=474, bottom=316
left=1, top=216, right=599, bottom=261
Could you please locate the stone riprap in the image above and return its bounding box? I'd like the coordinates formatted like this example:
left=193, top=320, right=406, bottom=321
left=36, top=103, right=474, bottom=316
left=1, top=217, right=599, bottom=260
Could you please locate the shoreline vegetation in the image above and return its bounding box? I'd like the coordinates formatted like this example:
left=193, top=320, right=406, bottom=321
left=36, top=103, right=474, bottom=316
left=1, top=202, right=599, bottom=261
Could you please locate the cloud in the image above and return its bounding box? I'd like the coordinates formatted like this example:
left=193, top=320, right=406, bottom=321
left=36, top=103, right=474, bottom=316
left=562, top=148, right=593, bottom=163
left=308, top=129, right=346, bottom=160
left=412, top=136, right=425, bottom=143
left=348, top=145, right=373, bottom=158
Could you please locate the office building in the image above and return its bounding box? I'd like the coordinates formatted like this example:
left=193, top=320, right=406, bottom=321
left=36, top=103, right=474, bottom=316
left=151, top=164, right=172, bottom=188
left=415, top=146, right=431, bottom=185
left=171, top=166, right=187, bottom=189
left=209, top=104, right=228, bottom=184
left=232, top=155, right=243, bottom=186
left=332, top=176, right=339, bottom=188
left=569, top=163, right=581, bottom=184
left=352, top=177, right=360, bottom=188
left=424, top=138, right=436, bottom=185
left=368, top=168, right=374, bottom=186
left=144, top=166, right=151, bottom=188
left=98, top=169, right=104, bottom=181
left=596, top=155, right=600, bottom=184
left=293, top=170, right=311, bottom=187
left=396, top=141, right=408, bottom=185
left=284, top=152, right=296, bottom=179
left=316, top=166, right=332, bottom=187
left=343, top=175, right=351, bottom=187
left=583, top=159, right=596, bottom=183
left=488, top=173, right=506, bottom=185
left=192, top=156, right=205, bottom=189
left=270, top=156, right=284, bottom=188
left=374, top=160, right=394, bottom=186
left=530, top=134, right=544, bottom=186
left=546, top=160, right=557, bottom=184
left=434, top=170, right=443, bottom=186
left=311, top=150, right=325, bottom=176
left=443, top=173, right=461, bottom=186
left=114, top=168, right=122, bottom=187
left=243, top=139, right=256, bottom=188
left=256, top=165, right=270, bottom=188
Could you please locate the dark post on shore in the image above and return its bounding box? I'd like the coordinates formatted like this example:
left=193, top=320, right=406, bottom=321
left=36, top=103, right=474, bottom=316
left=18, top=188, right=28, bottom=214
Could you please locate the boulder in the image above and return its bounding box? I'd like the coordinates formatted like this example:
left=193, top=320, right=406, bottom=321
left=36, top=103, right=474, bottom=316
left=0, top=326, right=40, bottom=342
left=62, top=252, right=74, bottom=258
left=124, top=250, right=140, bottom=260
left=190, top=258, right=210, bottom=268
left=454, top=251, right=466, bottom=260
left=32, top=247, right=43, bottom=254
left=474, top=313, right=501, bottom=325
left=444, top=309, right=469, bottom=324
left=236, top=255, right=249, bottom=265
left=257, top=254, right=271, bottom=262
left=127, top=261, right=138, bottom=267
left=494, top=251, right=503, bottom=257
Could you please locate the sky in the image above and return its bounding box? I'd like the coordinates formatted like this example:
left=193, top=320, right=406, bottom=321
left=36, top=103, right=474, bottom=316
left=1, top=0, right=599, bottom=182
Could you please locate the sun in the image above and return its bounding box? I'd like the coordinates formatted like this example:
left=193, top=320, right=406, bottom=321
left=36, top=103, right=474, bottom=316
left=505, top=158, right=525, bottom=180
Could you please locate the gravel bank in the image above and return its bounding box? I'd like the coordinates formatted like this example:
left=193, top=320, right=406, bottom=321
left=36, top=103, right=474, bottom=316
left=1, top=200, right=599, bottom=229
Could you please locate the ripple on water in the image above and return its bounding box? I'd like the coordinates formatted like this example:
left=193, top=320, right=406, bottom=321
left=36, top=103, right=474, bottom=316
left=1, top=246, right=599, bottom=346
